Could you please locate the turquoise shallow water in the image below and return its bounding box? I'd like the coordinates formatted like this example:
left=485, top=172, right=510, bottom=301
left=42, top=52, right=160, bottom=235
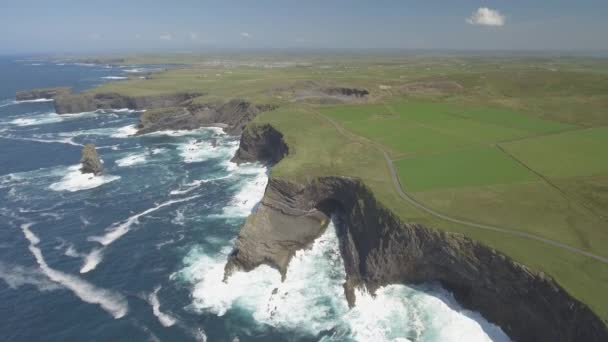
left=0, top=58, right=510, bottom=342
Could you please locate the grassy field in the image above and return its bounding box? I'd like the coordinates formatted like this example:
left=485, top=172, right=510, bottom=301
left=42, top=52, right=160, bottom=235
left=86, top=54, right=608, bottom=322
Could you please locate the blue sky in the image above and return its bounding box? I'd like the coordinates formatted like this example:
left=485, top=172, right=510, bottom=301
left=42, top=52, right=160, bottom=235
left=1, top=0, right=606, bottom=53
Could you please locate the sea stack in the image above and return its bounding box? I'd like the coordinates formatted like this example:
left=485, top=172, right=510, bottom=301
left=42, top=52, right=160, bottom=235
left=80, top=144, right=103, bottom=175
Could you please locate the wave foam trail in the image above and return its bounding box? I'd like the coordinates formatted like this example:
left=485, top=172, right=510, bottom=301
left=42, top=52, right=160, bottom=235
left=8, top=111, right=97, bottom=127
left=79, top=248, right=104, bottom=273
left=148, top=286, right=178, bottom=327
left=49, top=165, right=120, bottom=192
left=101, top=76, right=128, bottom=80
left=21, top=223, right=128, bottom=319
left=115, top=153, right=147, bottom=167
left=88, top=195, right=201, bottom=247
left=0, top=261, right=62, bottom=291
left=15, top=98, right=54, bottom=104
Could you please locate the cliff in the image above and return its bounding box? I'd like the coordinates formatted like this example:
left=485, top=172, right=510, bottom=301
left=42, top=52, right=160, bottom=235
left=224, top=124, right=608, bottom=342
left=231, top=123, right=288, bottom=164
left=136, top=100, right=277, bottom=135
left=80, top=144, right=103, bottom=175
left=15, top=87, right=71, bottom=101
left=53, top=91, right=202, bottom=114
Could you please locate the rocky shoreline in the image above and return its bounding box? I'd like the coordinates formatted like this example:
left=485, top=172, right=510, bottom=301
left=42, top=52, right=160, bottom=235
left=225, top=124, right=608, bottom=342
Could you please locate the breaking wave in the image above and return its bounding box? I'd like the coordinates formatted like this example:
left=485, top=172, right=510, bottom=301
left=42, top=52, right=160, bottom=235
left=49, top=165, right=120, bottom=192
left=147, top=286, right=178, bottom=327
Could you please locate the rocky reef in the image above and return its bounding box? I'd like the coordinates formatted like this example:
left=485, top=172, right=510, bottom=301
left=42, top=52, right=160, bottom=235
left=224, top=124, right=608, bottom=342
left=54, top=91, right=202, bottom=114
left=80, top=144, right=103, bottom=175
left=136, top=100, right=277, bottom=135
left=15, top=87, right=71, bottom=101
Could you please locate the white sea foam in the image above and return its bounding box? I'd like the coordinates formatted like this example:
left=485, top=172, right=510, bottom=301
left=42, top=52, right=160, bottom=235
left=181, top=222, right=510, bottom=341
left=221, top=165, right=268, bottom=217
left=0, top=261, right=62, bottom=292
left=148, top=286, right=178, bottom=327
left=88, top=195, right=201, bottom=247
left=49, top=165, right=120, bottom=192
left=169, top=175, right=232, bottom=196
left=9, top=111, right=96, bottom=127
left=111, top=124, right=138, bottom=138
left=179, top=139, right=237, bottom=163
left=15, top=98, right=54, bottom=104
left=21, top=223, right=128, bottom=319
left=115, top=153, right=147, bottom=167
left=101, top=76, right=128, bottom=80
left=0, top=134, right=81, bottom=146
left=79, top=248, right=104, bottom=273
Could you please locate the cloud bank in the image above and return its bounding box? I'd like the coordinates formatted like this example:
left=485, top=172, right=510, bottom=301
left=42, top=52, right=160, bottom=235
left=467, top=7, right=505, bottom=27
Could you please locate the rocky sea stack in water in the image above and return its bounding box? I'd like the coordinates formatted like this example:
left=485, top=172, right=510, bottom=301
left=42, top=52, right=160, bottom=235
left=224, top=124, right=608, bottom=342
left=80, top=144, right=103, bottom=175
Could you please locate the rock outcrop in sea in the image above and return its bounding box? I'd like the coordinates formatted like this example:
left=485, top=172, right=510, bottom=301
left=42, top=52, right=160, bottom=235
left=15, top=87, right=71, bottom=101
left=80, top=144, right=103, bottom=175
left=224, top=124, right=608, bottom=342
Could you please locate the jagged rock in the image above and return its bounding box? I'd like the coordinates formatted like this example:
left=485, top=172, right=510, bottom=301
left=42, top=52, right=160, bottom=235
left=231, top=124, right=288, bottom=165
left=225, top=124, right=608, bottom=342
left=80, top=144, right=103, bottom=175
left=15, top=87, right=71, bottom=101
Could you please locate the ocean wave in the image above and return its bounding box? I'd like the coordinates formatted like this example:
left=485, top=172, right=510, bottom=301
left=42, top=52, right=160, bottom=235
left=21, top=223, right=129, bottom=319
left=147, top=286, right=178, bottom=327
left=111, top=124, right=138, bottom=138
left=180, top=222, right=509, bottom=341
left=49, top=165, right=120, bottom=192
left=87, top=195, right=201, bottom=246
left=169, top=175, right=230, bottom=196
left=220, top=166, right=268, bottom=217
left=0, top=134, right=81, bottom=146
left=115, top=152, right=147, bottom=167
left=0, top=261, right=62, bottom=292
left=179, top=138, right=238, bottom=164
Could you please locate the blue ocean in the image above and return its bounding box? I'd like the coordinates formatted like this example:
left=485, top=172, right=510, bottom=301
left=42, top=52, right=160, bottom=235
left=0, top=57, right=510, bottom=342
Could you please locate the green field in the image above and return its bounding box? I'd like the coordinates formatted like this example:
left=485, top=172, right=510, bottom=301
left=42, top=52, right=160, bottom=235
left=85, top=54, right=608, bottom=322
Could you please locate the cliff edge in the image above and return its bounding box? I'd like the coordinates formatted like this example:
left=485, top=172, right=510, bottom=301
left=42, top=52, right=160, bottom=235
left=224, top=123, right=608, bottom=342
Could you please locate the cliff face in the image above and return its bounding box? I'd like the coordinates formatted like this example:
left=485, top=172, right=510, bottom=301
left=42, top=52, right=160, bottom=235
left=225, top=125, right=608, bottom=342
left=231, top=123, right=288, bottom=164
left=136, top=99, right=277, bottom=135
left=53, top=91, right=202, bottom=114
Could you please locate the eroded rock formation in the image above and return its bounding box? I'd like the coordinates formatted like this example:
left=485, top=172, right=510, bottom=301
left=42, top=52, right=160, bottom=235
left=80, top=144, right=103, bottom=175
left=15, top=87, right=71, bottom=101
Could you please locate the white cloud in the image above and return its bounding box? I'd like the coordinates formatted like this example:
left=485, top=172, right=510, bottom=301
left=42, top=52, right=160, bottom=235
left=240, top=32, right=251, bottom=38
left=466, top=7, right=505, bottom=27
left=189, top=32, right=199, bottom=41
left=159, top=33, right=173, bottom=41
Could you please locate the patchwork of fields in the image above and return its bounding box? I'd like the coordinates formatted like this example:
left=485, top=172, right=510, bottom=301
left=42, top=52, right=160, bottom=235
left=321, top=100, right=608, bottom=257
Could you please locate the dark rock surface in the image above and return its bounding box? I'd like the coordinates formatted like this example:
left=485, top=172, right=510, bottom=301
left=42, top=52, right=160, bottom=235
left=15, top=87, right=71, bottom=101
left=231, top=124, right=288, bottom=165
left=80, top=144, right=103, bottom=175
left=323, top=87, right=369, bottom=98
left=225, top=124, right=608, bottom=342
left=136, top=99, right=276, bottom=135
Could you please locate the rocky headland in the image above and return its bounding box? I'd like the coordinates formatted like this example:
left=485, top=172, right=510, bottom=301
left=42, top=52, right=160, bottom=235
left=224, top=124, right=608, bottom=342
left=16, top=87, right=71, bottom=101
left=80, top=144, right=103, bottom=175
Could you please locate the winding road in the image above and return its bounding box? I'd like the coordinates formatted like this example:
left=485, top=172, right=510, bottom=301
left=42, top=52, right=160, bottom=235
left=306, top=106, right=608, bottom=265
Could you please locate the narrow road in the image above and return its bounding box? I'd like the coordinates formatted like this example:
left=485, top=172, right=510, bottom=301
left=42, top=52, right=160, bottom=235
left=306, top=106, right=608, bottom=264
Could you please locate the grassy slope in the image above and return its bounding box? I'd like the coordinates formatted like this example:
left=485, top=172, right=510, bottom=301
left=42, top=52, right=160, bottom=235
left=89, top=54, right=608, bottom=322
